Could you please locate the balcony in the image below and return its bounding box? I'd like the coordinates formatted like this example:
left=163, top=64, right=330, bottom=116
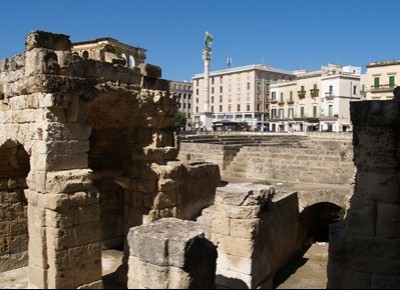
left=278, top=101, right=285, bottom=106
left=325, top=92, right=334, bottom=100
left=287, top=99, right=294, bottom=104
left=370, top=84, right=396, bottom=93
left=310, top=89, right=319, bottom=98
left=270, top=98, right=278, bottom=104
left=298, top=90, right=306, bottom=98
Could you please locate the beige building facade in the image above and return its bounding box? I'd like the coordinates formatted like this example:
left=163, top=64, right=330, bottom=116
left=365, top=59, right=400, bottom=100
left=169, top=80, right=193, bottom=129
left=192, top=64, right=295, bottom=131
left=270, top=64, right=361, bottom=132
left=71, top=37, right=147, bottom=68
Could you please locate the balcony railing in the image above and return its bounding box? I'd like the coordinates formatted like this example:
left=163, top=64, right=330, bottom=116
left=370, top=84, right=396, bottom=92
left=278, top=101, right=285, bottom=106
left=298, top=90, right=306, bottom=98
left=325, top=92, right=334, bottom=100
left=287, top=99, right=294, bottom=104
left=310, top=89, right=319, bottom=98
left=270, top=98, right=278, bottom=103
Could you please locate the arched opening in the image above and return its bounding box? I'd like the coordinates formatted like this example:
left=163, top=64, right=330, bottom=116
left=0, top=140, right=30, bottom=272
left=299, top=202, right=343, bottom=243
left=82, top=50, right=89, bottom=59
left=128, top=55, right=135, bottom=68
left=88, top=128, right=130, bottom=251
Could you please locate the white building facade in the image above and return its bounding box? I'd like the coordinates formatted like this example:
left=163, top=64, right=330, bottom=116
left=270, top=64, right=362, bottom=133
left=192, top=64, right=295, bottom=131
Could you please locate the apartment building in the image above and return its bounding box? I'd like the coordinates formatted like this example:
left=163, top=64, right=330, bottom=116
left=269, top=64, right=361, bottom=132
left=169, top=80, right=193, bottom=127
left=192, top=64, right=295, bottom=131
left=365, top=59, right=400, bottom=100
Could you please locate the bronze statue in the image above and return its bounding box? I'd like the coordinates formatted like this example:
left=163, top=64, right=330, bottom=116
left=204, top=31, right=213, bottom=50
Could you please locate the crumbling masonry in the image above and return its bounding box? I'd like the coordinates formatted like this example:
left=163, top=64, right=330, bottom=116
left=0, top=30, right=220, bottom=288
left=328, top=99, right=400, bottom=289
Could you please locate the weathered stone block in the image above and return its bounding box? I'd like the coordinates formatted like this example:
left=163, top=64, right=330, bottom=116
left=25, top=30, right=71, bottom=51
left=46, top=169, right=92, bottom=194
left=230, top=219, right=259, bottom=239
left=376, top=202, right=400, bottom=239
left=211, top=216, right=230, bottom=236
left=218, top=235, right=254, bottom=258
left=345, top=196, right=376, bottom=236
left=25, top=48, right=60, bottom=77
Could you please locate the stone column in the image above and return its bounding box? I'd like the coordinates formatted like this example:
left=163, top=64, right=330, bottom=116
left=328, top=99, right=400, bottom=289
left=127, top=218, right=217, bottom=289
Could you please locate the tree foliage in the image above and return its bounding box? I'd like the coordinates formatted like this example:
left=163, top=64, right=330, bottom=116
left=173, top=111, right=187, bottom=131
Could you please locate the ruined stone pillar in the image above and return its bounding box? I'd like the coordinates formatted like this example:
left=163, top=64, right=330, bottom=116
left=328, top=100, right=400, bottom=289
left=210, top=183, right=275, bottom=289
left=127, top=218, right=217, bottom=289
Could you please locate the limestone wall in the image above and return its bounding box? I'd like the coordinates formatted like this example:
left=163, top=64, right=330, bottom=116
left=203, top=183, right=301, bottom=289
left=0, top=30, right=221, bottom=289
left=226, top=140, right=354, bottom=184
left=178, top=143, right=241, bottom=170
left=328, top=100, right=400, bottom=289
left=127, top=218, right=217, bottom=289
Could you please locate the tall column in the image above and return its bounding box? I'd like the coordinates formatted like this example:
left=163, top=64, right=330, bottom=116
left=202, top=49, right=211, bottom=113
left=199, top=31, right=214, bottom=131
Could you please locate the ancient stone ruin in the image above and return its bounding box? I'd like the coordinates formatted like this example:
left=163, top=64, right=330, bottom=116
left=0, top=30, right=220, bottom=288
left=328, top=99, right=400, bottom=289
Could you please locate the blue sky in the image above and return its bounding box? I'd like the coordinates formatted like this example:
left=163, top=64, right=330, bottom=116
left=1, top=0, right=399, bottom=81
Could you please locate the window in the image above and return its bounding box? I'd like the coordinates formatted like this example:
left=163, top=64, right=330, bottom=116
left=228, top=105, right=231, bottom=112
left=211, top=106, right=214, bottom=112
left=211, top=77, right=214, bottom=85
left=271, top=109, right=277, bottom=118
left=237, top=104, right=241, bottom=111
left=353, top=85, right=357, bottom=95
left=247, top=104, right=250, bottom=111
left=211, top=96, right=214, bottom=103
left=188, top=104, right=191, bottom=109
left=82, top=51, right=89, bottom=58
left=288, top=108, right=294, bottom=118
left=289, top=91, right=293, bottom=102
left=328, top=105, right=333, bottom=117
left=313, top=84, right=318, bottom=90
left=313, top=105, right=317, bottom=117
left=361, top=85, right=365, bottom=92
left=374, top=77, right=380, bottom=88
left=247, top=82, right=251, bottom=90
left=220, top=76, right=223, bottom=83
left=271, top=91, right=276, bottom=100
left=300, top=107, right=304, bottom=117
left=220, top=86, right=223, bottom=93
left=219, top=105, right=222, bottom=112
left=257, top=103, right=260, bottom=111
left=301, top=85, right=305, bottom=91
left=280, top=92, right=284, bottom=102
left=219, top=95, right=223, bottom=102
left=211, top=87, right=214, bottom=94
left=329, top=85, right=333, bottom=96
left=196, top=107, right=199, bottom=113
left=196, top=98, right=199, bottom=103
left=183, top=94, right=186, bottom=99
left=279, top=108, right=284, bottom=118
left=196, top=89, right=199, bottom=95
left=183, top=103, right=186, bottom=109
left=389, top=75, right=396, bottom=87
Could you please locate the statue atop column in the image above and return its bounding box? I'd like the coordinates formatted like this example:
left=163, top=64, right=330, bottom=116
left=204, top=31, right=213, bottom=51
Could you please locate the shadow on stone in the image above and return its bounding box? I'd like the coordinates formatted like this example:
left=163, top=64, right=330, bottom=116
left=273, top=256, right=308, bottom=288
left=216, top=275, right=249, bottom=289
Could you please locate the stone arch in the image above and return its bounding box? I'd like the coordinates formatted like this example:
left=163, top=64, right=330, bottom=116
left=0, top=139, right=30, bottom=271
left=128, top=55, right=135, bottom=68
left=82, top=50, right=89, bottom=59
left=298, top=189, right=350, bottom=213
left=298, top=201, right=344, bottom=243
